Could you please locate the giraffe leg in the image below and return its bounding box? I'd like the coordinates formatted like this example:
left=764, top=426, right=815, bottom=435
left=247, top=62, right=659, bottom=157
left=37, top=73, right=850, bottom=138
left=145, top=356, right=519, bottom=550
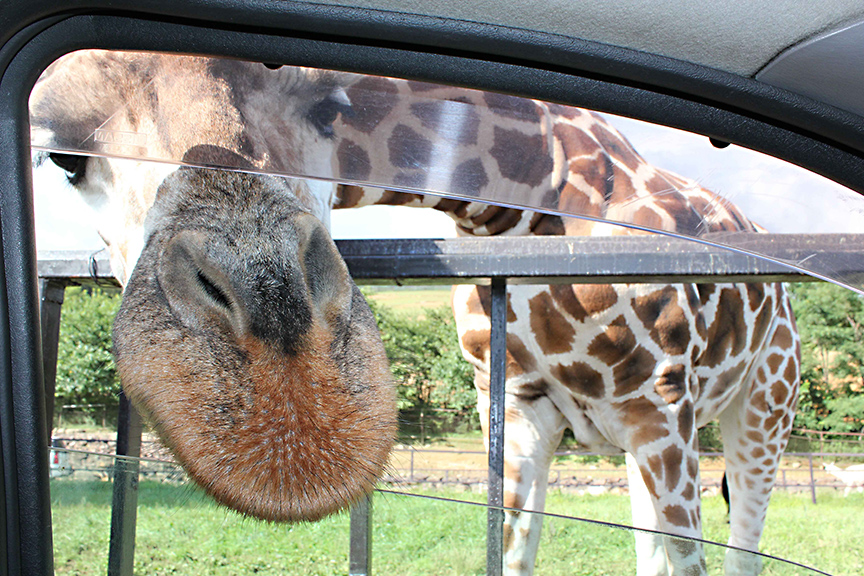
left=717, top=311, right=799, bottom=576
left=627, top=448, right=706, bottom=576
left=625, top=453, right=670, bottom=576
left=718, top=395, right=773, bottom=576
left=718, top=383, right=796, bottom=575
left=477, top=383, right=566, bottom=576
left=622, top=398, right=707, bottom=576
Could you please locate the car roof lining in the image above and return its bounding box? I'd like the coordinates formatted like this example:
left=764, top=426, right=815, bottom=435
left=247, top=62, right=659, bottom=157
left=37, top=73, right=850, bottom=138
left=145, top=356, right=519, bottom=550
left=312, top=0, right=864, bottom=76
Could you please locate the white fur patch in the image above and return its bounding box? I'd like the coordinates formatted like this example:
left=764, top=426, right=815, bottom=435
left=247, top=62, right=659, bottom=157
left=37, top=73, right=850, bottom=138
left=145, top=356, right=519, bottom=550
left=304, top=178, right=337, bottom=232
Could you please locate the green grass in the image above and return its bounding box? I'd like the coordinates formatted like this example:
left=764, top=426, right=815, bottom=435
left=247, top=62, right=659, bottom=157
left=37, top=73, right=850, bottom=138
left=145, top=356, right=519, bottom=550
left=51, top=477, right=863, bottom=575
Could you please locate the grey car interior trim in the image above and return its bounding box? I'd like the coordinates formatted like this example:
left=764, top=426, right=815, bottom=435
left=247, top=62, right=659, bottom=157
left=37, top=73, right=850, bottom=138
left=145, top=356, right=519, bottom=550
left=310, top=0, right=864, bottom=76
left=758, top=19, right=864, bottom=118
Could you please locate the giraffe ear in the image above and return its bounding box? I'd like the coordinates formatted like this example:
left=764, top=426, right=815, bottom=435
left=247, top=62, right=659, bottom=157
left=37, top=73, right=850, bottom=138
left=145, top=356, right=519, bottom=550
left=296, top=214, right=354, bottom=330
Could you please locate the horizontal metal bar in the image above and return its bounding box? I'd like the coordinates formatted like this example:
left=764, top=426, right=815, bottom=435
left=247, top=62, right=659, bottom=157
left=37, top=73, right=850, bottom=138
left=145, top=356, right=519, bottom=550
left=37, top=250, right=118, bottom=286
left=37, top=233, right=863, bottom=285
left=337, top=234, right=858, bottom=285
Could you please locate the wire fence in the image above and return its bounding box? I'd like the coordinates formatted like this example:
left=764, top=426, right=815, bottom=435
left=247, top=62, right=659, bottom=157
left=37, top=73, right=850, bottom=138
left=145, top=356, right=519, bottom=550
left=54, top=402, right=864, bottom=452
left=54, top=403, right=118, bottom=429
left=50, top=437, right=864, bottom=503
left=51, top=404, right=864, bottom=505
left=787, top=428, right=864, bottom=454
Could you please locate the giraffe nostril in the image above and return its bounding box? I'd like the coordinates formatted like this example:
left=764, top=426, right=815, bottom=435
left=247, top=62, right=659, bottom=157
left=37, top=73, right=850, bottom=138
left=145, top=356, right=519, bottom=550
left=155, top=229, right=249, bottom=336
left=196, top=269, right=232, bottom=310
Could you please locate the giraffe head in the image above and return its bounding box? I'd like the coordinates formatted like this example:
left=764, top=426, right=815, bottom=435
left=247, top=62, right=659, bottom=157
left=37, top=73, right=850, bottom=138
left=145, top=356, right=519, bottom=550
left=114, top=166, right=395, bottom=522
left=30, top=51, right=396, bottom=521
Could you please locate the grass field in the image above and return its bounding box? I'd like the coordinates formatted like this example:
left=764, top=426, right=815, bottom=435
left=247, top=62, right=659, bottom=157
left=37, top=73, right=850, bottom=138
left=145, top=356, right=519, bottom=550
left=364, top=287, right=451, bottom=316
left=51, top=476, right=862, bottom=575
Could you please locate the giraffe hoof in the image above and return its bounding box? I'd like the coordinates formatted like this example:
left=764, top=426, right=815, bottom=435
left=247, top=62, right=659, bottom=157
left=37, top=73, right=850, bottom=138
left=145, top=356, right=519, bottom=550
left=724, top=548, right=763, bottom=576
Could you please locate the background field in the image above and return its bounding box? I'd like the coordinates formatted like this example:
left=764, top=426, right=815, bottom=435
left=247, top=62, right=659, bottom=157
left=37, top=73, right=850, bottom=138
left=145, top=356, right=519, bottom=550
left=50, top=285, right=864, bottom=575
left=51, top=474, right=862, bottom=576
left=364, top=287, right=452, bottom=316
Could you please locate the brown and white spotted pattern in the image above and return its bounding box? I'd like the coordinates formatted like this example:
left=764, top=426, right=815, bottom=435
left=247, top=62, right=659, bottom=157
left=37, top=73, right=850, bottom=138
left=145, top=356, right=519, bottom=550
left=334, top=77, right=800, bottom=576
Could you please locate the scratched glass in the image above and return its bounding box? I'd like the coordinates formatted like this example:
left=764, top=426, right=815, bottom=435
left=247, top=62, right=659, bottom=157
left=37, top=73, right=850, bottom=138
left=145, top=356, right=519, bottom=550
left=29, top=50, right=864, bottom=293
left=34, top=50, right=856, bottom=576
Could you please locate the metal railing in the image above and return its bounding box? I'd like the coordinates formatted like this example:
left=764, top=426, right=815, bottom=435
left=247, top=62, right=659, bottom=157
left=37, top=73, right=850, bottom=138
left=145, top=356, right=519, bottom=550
left=37, top=234, right=862, bottom=576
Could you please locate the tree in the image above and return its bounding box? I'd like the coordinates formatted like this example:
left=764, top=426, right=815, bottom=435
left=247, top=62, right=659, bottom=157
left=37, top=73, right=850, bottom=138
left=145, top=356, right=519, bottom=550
left=788, top=282, right=864, bottom=433
left=55, top=287, right=122, bottom=408
left=365, top=297, right=476, bottom=422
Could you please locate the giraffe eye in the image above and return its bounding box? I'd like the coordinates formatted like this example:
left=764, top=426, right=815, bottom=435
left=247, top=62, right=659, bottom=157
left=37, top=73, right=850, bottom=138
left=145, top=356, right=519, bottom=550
left=49, top=153, right=87, bottom=185
left=307, top=93, right=353, bottom=139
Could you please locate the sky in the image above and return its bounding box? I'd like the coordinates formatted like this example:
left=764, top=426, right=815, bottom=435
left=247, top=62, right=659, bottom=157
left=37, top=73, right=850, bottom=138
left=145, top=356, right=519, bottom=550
left=32, top=109, right=864, bottom=254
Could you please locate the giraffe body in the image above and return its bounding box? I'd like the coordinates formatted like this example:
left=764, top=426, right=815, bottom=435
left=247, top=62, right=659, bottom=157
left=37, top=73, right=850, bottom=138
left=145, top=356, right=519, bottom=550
left=335, top=77, right=801, bottom=575
left=453, top=281, right=797, bottom=575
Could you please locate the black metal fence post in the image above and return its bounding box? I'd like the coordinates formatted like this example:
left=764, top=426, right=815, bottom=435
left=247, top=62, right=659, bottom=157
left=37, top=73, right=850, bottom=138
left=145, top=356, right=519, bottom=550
left=38, top=279, right=65, bottom=440
left=107, top=392, right=143, bottom=576
left=487, top=277, right=507, bottom=576
left=349, top=494, right=373, bottom=576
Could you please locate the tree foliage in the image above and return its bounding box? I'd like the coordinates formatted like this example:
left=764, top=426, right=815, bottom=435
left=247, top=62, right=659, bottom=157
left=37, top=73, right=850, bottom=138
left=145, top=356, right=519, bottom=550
left=788, top=282, right=864, bottom=433
left=55, top=287, right=122, bottom=408
left=51, top=282, right=864, bottom=438
left=53, top=285, right=479, bottom=426
left=365, top=297, right=476, bottom=416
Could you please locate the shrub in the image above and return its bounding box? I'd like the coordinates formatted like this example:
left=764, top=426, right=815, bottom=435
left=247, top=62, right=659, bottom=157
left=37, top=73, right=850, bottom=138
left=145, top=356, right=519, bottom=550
left=365, top=298, right=478, bottom=434
left=55, top=287, right=122, bottom=408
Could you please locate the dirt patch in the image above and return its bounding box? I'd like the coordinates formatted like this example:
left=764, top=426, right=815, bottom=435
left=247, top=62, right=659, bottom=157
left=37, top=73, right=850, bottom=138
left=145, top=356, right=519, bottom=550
left=52, top=430, right=853, bottom=494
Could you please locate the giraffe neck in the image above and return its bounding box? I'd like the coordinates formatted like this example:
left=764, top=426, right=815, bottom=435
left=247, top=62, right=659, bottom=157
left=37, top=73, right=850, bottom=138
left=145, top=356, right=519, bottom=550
left=334, top=76, right=757, bottom=239
left=332, top=76, right=608, bottom=237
